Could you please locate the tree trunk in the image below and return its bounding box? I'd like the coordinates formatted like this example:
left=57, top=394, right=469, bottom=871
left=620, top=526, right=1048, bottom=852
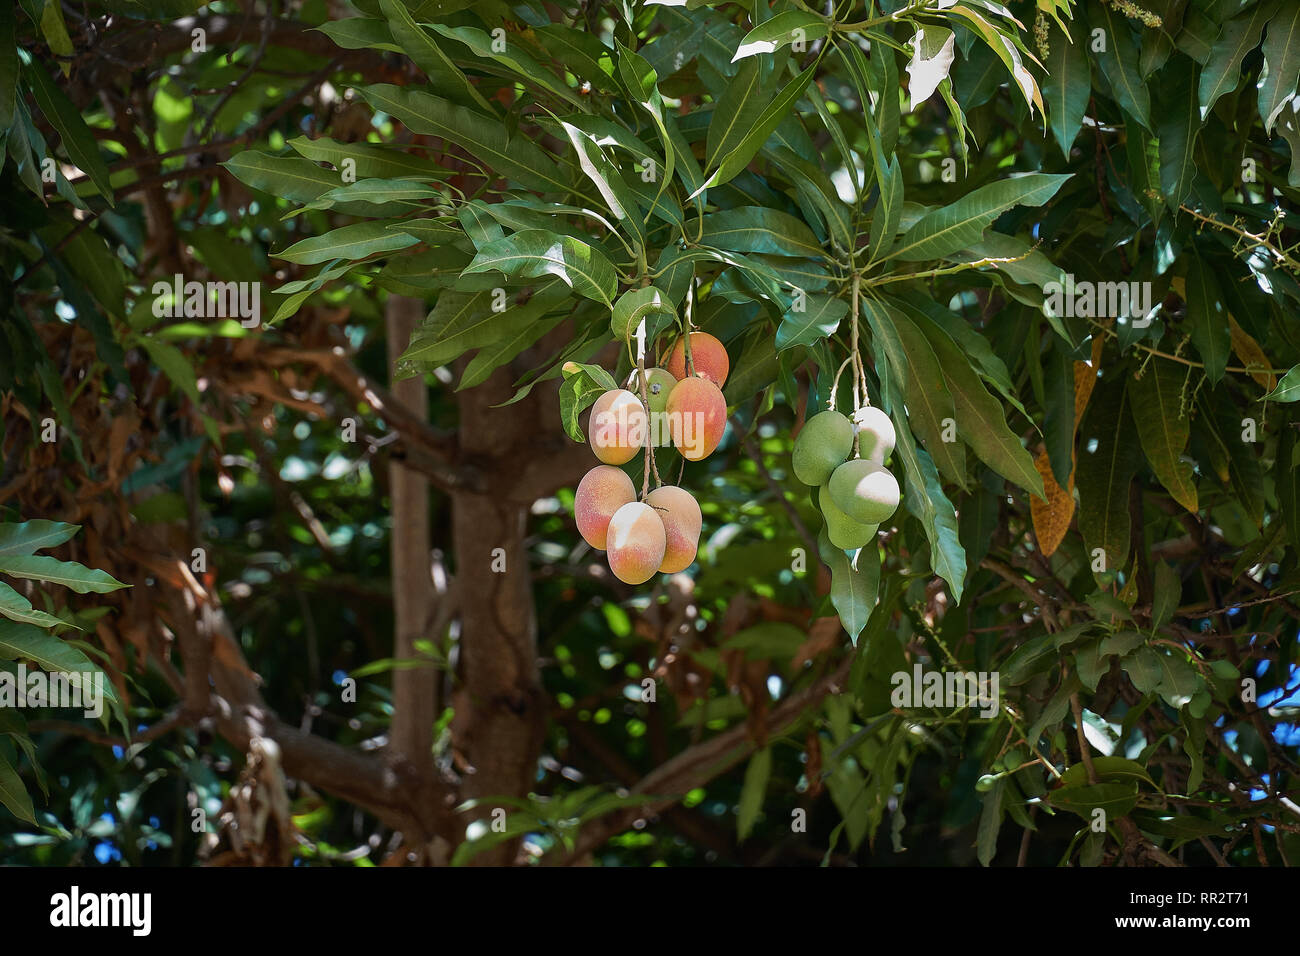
left=385, top=296, right=435, bottom=783
left=451, top=364, right=548, bottom=865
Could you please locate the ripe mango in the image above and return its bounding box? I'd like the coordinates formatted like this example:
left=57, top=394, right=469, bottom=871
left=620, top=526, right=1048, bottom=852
left=666, top=331, right=729, bottom=386
left=606, top=501, right=667, bottom=584
left=646, top=485, right=702, bottom=572
left=589, top=388, right=646, bottom=465
left=828, top=458, right=901, bottom=524
left=792, top=410, right=853, bottom=486
left=575, top=465, right=636, bottom=550
left=666, top=377, right=727, bottom=461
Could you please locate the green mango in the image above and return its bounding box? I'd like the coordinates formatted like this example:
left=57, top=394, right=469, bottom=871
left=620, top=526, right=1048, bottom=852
left=792, top=410, right=853, bottom=486
left=820, top=485, right=879, bottom=550
left=855, top=405, right=896, bottom=463
left=828, top=458, right=901, bottom=524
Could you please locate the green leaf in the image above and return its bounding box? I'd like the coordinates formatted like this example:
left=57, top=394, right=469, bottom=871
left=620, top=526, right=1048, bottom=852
left=309, top=178, right=444, bottom=209
left=359, top=84, right=576, bottom=198
left=722, top=332, right=780, bottom=406
left=0, top=555, right=127, bottom=594
left=1264, top=364, right=1300, bottom=401
left=56, top=226, right=127, bottom=321
left=732, top=11, right=829, bottom=60
left=0, top=619, right=97, bottom=668
left=1258, top=4, right=1300, bottom=131
left=462, top=230, right=616, bottom=306
left=913, top=311, right=1044, bottom=498
left=889, top=173, right=1071, bottom=261
left=817, top=527, right=880, bottom=644
left=704, top=58, right=764, bottom=172
left=805, top=81, right=859, bottom=203
left=287, top=136, right=449, bottom=181
left=949, top=4, right=1042, bottom=116
left=1042, top=21, right=1090, bottom=155
left=1185, top=255, right=1230, bottom=384
left=906, top=25, right=956, bottom=111
left=610, top=286, right=675, bottom=342
left=557, top=120, right=645, bottom=251
left=897, top=441, right=966, bottom=603
left=392, top=218, right=463, bottom=247
left=1074, top=638, right=1110, bottom=690
left=1125, top=647, right=1201, bottom=708
left=401, top=282, right=571, bottom=375
left=0, top=581, right=66, bottom=628
left=275, top=290, right=315, bottom=322
left=737, top=746, right=772, bottom=842
left=1099, top=630, right=1148, bottom=657
left=1156, top=56, right=1200, bottom=207
left=1131, top=810, right=1231, bottom=847
left=457, top=314, right=564, bottom=390
left=0, top=749, right=35, bottom=825
left=39, top=0, right=73, bottom=65
left=558, top=363, right=619, bottom=443
left=1049, top=781, right=1140, bottom=819
left=137, top=336, right=203, bottom=406
left=1003, top=624, right=1096, bottom=685
left=1279, top=98, right=1300, bottom=186
left=377, top=0, right=494, bottom=112
left=1059, top=756, right=1158, bottom=789
left=534, top=24, right=617, bottom=93
left=0, top=521, right=79, bottom=557
left=698, top=206, right=824, bottom=260
left=775, top=294, right=846, bottom=351
left=1198, top=4, right=1269, bottom=120
left=1151, top=561, right=1180, bottom=631
left=455, top=282, right=572, bottom=389
left=24, top=62, right=115, bottom=206
left=1086, top=590, right=1133, bottom=625
left=277, top=221, right=420, bottom=265
left=1075, top=376, right=1141, bottom=583
left=1123, top=646, right=1165, bottom=698
left=314, top=17, right=400, bottom=52
left=976, top=777, right=1004, bottom=866
left=614, top=41, right=690, bottom=206
left=223, top=151, right=339, bottom=203
left=1096, top=5, right=1151, bottom=129
left=699, top=62, right=817, bottom=195
left=1129, top=362, right=1198, bottom=512
left=865, top=311, right=968, bottom=600
left=428, top=22, right=584, bottom=109
left=866, top=150, right=903, bottom=263
left=867, top=301, right=965, bottom=486
left=959, top=232, right=1067, bottom=297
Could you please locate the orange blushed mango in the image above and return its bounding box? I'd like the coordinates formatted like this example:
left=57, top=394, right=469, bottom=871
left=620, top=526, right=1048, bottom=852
left=606, top=502, right=667, bottom=584
left=589, top=388, right=646, bottom=465
left=645, top=485, right=702, bottom=573
left=666, top=332, right=730, bottom=387
left=575, top=465, right=636, bottom=550
left=666, top=377, right=727, bottom=461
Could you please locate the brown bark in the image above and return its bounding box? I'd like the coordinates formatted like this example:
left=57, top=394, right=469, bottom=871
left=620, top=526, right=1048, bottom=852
left=155, top=563, right=458, bottom=848
left=450, top=364, right=550, bottom=865
left=386, top=296, right=436, bottom=782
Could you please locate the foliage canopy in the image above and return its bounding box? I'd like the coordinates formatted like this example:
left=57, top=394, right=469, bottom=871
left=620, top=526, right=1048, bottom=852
left=0, top=0, right=1298, bottom=866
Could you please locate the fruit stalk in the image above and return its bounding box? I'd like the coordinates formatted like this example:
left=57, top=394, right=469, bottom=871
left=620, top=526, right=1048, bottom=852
left=632, top=320, right=661, bottom=497
left=850, top=273, right=863, bottom=458
left=683, top=281, right=697, bottom=379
